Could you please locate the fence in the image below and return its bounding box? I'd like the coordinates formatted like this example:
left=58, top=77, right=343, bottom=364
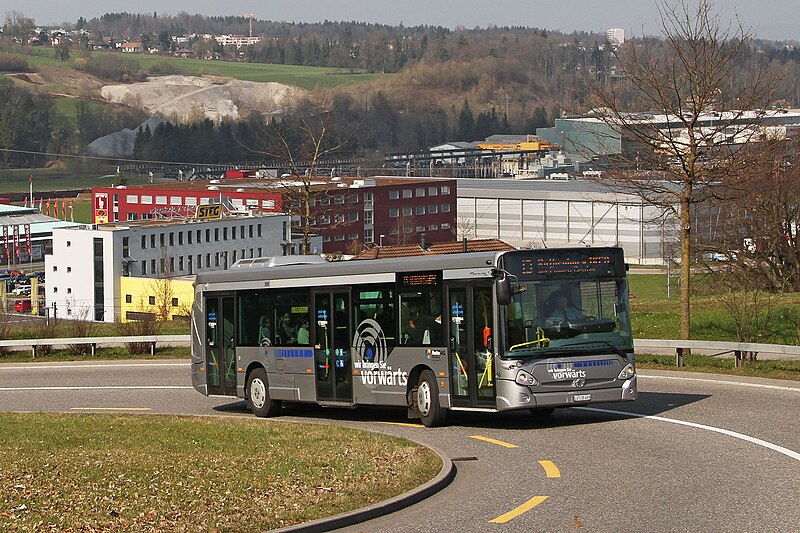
left=0, top=334, right=190, bottom=358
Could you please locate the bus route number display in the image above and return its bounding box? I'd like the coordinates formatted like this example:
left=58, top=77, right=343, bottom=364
left=505, top=249, right=622, bottom=277
left=398, top=271, right=440, bottom=287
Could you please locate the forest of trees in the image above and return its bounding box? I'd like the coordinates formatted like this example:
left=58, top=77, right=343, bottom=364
left=1, top=9, right=800, bottom=165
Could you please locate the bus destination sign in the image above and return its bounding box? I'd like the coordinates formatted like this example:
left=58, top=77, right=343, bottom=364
left=398, top=271, right=440, bottom=287
left=504, top=248, right=622, bottom=278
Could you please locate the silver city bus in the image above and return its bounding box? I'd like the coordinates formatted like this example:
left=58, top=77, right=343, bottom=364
left=191, top=247, right=637, bottom=426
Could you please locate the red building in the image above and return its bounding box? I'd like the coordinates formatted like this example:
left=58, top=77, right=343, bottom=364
left=92, top=176, right=457, bottom=254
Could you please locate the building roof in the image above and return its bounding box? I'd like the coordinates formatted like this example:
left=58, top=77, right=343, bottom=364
left=353, top=239, right=515, bottom=260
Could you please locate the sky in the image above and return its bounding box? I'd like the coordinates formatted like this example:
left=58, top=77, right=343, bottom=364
left=4, top=1, right=799, bottom=41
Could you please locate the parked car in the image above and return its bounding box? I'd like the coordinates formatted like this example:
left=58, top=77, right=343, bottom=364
left=11, top=285, right=31, bottom=296
left=14, top=298, right=31, bottom=313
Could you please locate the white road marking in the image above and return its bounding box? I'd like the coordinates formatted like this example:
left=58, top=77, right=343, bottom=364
left=0, top=362, right=190, bottom=370
left=579, top=406, right=800, bottom=462
left=639, top=373, right=800, bottom=392
left=0, top=386, right=193, bottom=391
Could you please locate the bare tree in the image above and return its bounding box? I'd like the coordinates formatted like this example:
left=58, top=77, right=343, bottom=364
left=3, top=11, right=35, bottom=45
left=581, top=0, right=777, bottom=341
left=248, top=108, right=348, bottom=254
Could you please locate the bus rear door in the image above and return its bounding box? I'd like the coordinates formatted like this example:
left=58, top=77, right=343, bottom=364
left=205, top=295, right=237, bottom=396
left=446, top=283, right=496, bottom=408
left=313, top=290, right=353, bottom=403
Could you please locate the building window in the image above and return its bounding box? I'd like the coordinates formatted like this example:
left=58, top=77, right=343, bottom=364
left=125, top=294, right=132, bottom=303
left=348, top=212, right=359, bottom=222
left=441, top=185, right=451, bottom=195
left=389, top=190, right=399, bottom=200
left=335, top=234, right=345, bottom=241
left=197, top=230, right=202, bottom=243
left=428, top=186, right=438, bottom=196
left=402, top=189, right=412, bottom=198
left=322, top=236, right=331, bottom=242
left=223, top=227, right=228, bottom=240
left=142, top=262, right=147, bottom=275
left=160, top=233, right=165, bottom=247
left=178, top=232, right=184, bottom=245
left=441, top=204, right=451, bottom=213
left=403, top=206, right=412, bottom=216
left=150, top=234, right=155, bottom=248
left=156, top=196, right=167, bottom=205
left=214, top=228, right=219, bottom=242
left=257, top=224, right=262, bottom=237
left=364, top=228, right=374, bottom=243
left=66, top=241, right=71, bottom=247
left=126, top=195, right=139, bottom=204
left=416, top=188, right=425, bottom=197
left=186, top=197, right=197, bottom=206
left=141, top=195, right=153, bottom=205
left=151, top=259, right=156, bottom=273
left=389, top=227, right=399, bottom=235
left=416, top=205, right=425, bottom=215
left=170, top=196, right=182, bottom=206
left=320, top=196, right=331, bottom=206
left=349, top=232, right=358, bottom=239
left=249, top=225, right=254, bottom=238
left=262, top=199, right=275, bottom=209
left=53, top=266, right=57, bottom=272
left=334, top=195, right=345, bottom=205
left=205, top=229, right=210, bottom=242
left=365, top=211, right=373, bottom=224
left=416, top=225, right=425, bottom=232
left=442, top=222, right=451, bottom=230
left=141, top=235, right=146, bottom=249
left=149, top=296, right=156, bottom=305
left=169, top=232, right=174, bottom=246
left=188, top=231, right=193, bottom=244
left=429, top=224, right=439, bottom=231
left=335, top=213, right=345, bottom=224
left=429, top=204, right=438, bottom=214
left=53, top=287, right=57, bottom=293
left=128, top=213, right=137, bottom=221
left=389, top=208, right=399, bottom=218
left=67, top=288, right=72, bottom=294
left=172, top=298, right=179, bottom=307
left=67, top=267, right=72, bottom=273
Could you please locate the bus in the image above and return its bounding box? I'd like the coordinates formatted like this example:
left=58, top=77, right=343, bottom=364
left=191, top=247, right=637, bottom=426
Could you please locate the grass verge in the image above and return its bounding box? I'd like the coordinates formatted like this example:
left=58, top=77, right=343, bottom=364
left=637, top=353, right=800, bottom=381
left=0, top=413, right=440, bottom=531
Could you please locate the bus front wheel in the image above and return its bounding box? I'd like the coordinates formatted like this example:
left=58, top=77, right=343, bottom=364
left=417, top=370, right=447, bottom=427
left=246, top=368, right=280, bottom=417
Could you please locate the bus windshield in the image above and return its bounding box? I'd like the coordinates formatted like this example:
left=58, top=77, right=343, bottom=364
left=501, top=277, right=633, bottom=357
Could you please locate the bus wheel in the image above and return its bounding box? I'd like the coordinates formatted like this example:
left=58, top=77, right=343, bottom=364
left=417, top=370, right=447, bottom=427
left=247, top=368, right=280, bottom=417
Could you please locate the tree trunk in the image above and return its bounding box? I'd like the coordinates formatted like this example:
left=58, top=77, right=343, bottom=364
left=680, top=193, right=692, bottom=342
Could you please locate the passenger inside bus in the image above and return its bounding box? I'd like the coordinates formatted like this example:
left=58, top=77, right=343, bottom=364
left=403, top=302, right=440, bottom=345
left=297, top=319, right=310, bottom=345
left=277, top=312, right=298, bottom=345
left=258, top=316, right=272, bottom=346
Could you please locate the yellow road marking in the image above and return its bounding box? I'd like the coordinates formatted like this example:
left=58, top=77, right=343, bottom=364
left=489, top=495, right=549, bottom=523
left=380, top=421, right=424, bottom=428
left=538, top=460, right=561, bottom=478
left=470, top=435, right=518, bottom=448
left=70, top=407, right=151, bottom=411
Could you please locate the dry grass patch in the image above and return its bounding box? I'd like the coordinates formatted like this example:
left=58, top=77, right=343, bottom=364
left=0, top=414, right=440, bottom=531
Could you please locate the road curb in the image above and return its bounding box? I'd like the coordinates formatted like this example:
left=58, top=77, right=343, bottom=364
left=272, top=444, right=455, bottom=533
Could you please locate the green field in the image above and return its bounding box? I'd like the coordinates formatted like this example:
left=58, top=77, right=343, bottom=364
left=14, top=48, right=385, bottom=90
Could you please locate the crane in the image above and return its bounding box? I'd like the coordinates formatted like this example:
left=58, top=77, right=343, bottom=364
left=244, top=12, right=254, bottom=38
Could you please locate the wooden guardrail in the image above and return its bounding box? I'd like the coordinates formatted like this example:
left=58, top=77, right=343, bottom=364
left=0, top=335, right=190, bottom=358
left=636, top=339, right=800, bottom=367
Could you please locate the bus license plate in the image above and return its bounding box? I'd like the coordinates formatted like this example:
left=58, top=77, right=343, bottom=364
left=573, top=394, right=591, bottom=402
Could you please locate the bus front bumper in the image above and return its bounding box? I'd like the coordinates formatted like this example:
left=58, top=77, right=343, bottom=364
left=496, top=375, right=638, bottom=411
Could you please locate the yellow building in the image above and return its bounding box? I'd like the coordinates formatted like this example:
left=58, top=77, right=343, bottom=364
left=119, top=276, right=195, bottom=322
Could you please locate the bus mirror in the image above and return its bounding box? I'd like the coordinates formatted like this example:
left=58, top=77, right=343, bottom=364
left=494, top=269, right=512, bottom=305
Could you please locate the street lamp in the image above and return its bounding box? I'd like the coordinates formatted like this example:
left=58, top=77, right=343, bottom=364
left=379, top=234, right=385, bottom=247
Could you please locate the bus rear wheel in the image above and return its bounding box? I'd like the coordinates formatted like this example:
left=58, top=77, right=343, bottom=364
left=417, top=370, right=447, bottom=427
left=247, top=368, right=280, bottom=417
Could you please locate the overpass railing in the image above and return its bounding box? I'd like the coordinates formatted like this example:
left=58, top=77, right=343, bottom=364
left=0, top=335, right=190, bottom=358
left=634, top=339, right=800, bottom=367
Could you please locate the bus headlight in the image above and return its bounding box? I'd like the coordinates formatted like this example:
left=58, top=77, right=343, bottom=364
left=617, top=363, right=635, bottom=380
left=515, top=370, right=538, bottom=387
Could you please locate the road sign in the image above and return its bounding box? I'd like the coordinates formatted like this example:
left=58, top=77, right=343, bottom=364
left=196, top=204, right=222, bottom=220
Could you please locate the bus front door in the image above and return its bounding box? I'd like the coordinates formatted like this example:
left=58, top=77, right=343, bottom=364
left=447, top=284, right=495, bottom=408
left=205, top=295, right=237, bottom=396
left=313, top=291, right=353, bottom=403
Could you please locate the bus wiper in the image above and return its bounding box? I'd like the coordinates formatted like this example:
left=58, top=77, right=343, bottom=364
left=558, top=340, right=630, bottom=358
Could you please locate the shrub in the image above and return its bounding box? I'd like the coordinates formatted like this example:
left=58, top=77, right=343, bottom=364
left=0, top=54, right=30, bottom=72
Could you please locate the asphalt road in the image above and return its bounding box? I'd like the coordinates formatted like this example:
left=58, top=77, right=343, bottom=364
left=0, top=360, right=798, bottom=532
